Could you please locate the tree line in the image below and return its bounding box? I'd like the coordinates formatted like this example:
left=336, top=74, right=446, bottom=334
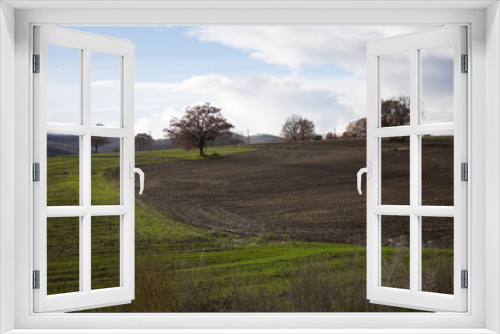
left=331, top=96, right=410, bottom=139
left=128, top=96, right=410, bottom=156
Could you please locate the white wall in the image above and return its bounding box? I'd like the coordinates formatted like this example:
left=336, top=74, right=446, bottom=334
left=7, top=5, right=491, bottom=332
left=0, top=2, right=16, bottom=333
left=486, top=2, right=500, bottom=333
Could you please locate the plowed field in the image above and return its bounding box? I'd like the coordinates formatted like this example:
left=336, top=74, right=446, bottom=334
left=138, top=139, right=453, bottom=248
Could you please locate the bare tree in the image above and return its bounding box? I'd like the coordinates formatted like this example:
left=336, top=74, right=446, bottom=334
left=380, top=96, right=410, bottom=142
left=298, top=118, right=316, bottom=141
left=381, top=96, right=410, bottom=128
left=135, top=133, right=154, bottom=151
left=163, top=103, right=234, bottom=156
left=281, top=114, right=316, bottom=142
left=91, top=123, right=110, bottom=153
left=91, top=137, right=110, bottom=153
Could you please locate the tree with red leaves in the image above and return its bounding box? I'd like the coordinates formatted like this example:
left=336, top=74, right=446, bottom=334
left=163, top=103, right=234, bottom=157
left=343, top=118, right=367, bottom=139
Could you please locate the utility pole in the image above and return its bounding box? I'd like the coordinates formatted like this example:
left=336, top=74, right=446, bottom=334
left=247, top=129, right=250, bottom=145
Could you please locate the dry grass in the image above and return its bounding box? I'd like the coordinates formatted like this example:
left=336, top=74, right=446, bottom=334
left=86, top=240, right=454, bottom=313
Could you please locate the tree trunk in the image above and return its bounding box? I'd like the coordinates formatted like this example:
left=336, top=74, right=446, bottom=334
left=199, top=144, right=204, bottom=156
left=95, top=145, right=98, bottom=154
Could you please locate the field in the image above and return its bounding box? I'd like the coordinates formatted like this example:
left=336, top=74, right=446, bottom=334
left=46, top=139, right=454, bottom=312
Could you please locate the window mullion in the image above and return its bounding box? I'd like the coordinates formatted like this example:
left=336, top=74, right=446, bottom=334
left=409, top=47, right=420, bottom=294
left=82, top=47, right=92, bottom=294
left=81, top=214, right=90, bottom=293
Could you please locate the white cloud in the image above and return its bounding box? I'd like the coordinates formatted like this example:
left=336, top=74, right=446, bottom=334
left=185, top=26, right=437, bottom=73
left=132, top=74, right=357, bottom=138
left=50, top=26, right=451, bottom=138
left=91, top=79, right=120, bottom=88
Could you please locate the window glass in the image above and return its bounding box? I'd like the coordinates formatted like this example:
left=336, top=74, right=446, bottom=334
left=46, top=45, right=81, bottom=124
left=381, top=137, right=410, bottom=205
left=47, top=133, right=80, bottom=206
left=380, top=52, right=410, bottom=128
left=92, top=216, right=121, bottom=290
left=421, top=134, right=454, bottom=206
left=47, top=217, right=80, bottom=295
left=381, top=215, right=410, bottom=290
left=91, top=137, right=121, bottom=206
left=91, top=52, right=121, bottom=128
left=421, top=216, right=454, bottom=294
left=420, top=44, right=454, bottom=124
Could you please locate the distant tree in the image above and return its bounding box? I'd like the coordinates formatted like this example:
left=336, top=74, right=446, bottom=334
left=163, top=103, right=234, bottom=156
left=381, top=96, right=410, bottom=127
left=341, top=96, right=409, bottom=141
left=314, top=135, right=323, bottom=141
left=298, top=118, right=316, bottom=141
left=135, top=133, right=154, bottom=151
left=381, top=96, right=410, bottom=142
left=91, top=137, right=110, bottom=153
left=281, top=114, right=300, bottom=141
left=281, top=114, right=316, bottom=142
left=211, top=132, right=245, bottom=146
left=91, top=123, right=110, bottom=153
left=343, top=118, right=367, bottom=139
left=326, top=132, right=338, bottom=140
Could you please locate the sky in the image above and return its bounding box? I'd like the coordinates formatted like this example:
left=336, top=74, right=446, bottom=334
left=47, top=26, right=454, bottom=138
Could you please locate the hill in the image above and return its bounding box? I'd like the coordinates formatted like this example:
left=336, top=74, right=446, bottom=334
left=230, top=132, right=284, bottom=145
left=47, top=134, right=120, bottom=156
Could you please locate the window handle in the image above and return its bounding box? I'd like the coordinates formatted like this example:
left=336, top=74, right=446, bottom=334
left=129, top=162, right=145, bottom=195
left=357, top=162, right=371, bottom=195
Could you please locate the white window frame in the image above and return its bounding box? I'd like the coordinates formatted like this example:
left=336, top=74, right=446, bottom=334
left=33, top=25, right=136, bottom=313
left=1, top=1, right=500, bottom=333
left=366, top=26, right=468, bottom=312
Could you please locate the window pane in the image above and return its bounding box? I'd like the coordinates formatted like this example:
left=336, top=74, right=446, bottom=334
left=421, top=134, right=454, bottom=206
left=91, top=52, right=121, bottom=128
left=91, top=216, right=120, bottom=290
left=47, top=217, right=80, bottom=295
left=421, top=217, right=454, bottom=294
left=380, top=52, right=410, bottom=128
left=381, top=137, right=410, bottom=205
left=47, top=133, right=80, bottom=206
left=420, top=44, right=454, bottom=124
left=381, top=215, right=410, bottom=290
left=91, top=137, right=120, bottom=205
left=46, top=44, right=81, bottom=124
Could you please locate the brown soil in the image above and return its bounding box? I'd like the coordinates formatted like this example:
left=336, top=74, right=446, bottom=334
left=138, top=139, right=454, bottom=247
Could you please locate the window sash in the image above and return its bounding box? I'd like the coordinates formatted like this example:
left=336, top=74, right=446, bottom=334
left=366, top=26, right=468, bottom=312
left=33, top=25, right=136, bottom=313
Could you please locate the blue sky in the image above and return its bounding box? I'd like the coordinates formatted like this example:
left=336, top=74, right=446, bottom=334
left=48, top=26, right=453, bottom=138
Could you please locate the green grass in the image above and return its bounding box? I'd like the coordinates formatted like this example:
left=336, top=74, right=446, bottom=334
left=47, top=145, right=258, bottom=295
left=46, top=144, right=453, bottom=312
left=135, top=145, right=257, bottom=165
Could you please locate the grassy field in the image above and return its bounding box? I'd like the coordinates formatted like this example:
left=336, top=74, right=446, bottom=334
left=46, top=141, right=454, bottom=312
